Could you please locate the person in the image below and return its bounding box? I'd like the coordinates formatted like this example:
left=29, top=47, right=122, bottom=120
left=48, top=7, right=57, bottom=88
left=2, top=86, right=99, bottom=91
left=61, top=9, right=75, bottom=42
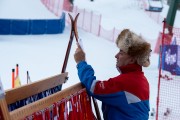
left=74, top=29, right=151, bottom=120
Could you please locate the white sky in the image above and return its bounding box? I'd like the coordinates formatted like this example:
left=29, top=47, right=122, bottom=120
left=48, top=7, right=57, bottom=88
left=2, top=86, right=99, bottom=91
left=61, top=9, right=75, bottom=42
left=0, top=0, right=179, bottom=119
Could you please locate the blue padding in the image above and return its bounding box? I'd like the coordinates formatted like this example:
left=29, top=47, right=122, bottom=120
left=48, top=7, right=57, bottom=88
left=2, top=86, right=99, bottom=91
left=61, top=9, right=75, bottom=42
left=46, top=19, right=61, bottom=34
left=30, top=20, right=47, bottom=34
left=0, top=19, right=11, bottom=34
left=59, top=13, right=65, bottom=33
left=0, top=12, right=66, bottom=35
left=11, top=20, right=29, bottom=35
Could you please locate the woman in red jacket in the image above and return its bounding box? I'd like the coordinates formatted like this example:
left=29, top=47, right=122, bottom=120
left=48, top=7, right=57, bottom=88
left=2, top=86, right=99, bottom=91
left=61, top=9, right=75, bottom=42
left=74, top=29, right=151, bottom=120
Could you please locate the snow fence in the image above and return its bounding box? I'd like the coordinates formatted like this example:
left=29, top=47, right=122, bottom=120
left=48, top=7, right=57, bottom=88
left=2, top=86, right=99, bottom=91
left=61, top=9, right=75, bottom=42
left=0, top=12, right=65, bottom=35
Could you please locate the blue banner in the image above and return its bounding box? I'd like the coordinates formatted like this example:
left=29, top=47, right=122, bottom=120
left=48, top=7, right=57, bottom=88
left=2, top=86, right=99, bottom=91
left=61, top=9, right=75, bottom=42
left=162, top=45, right=180, bottom=75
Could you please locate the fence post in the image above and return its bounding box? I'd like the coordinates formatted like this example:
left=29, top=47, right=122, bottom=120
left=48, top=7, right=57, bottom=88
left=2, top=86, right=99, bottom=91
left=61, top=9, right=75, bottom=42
left=55, top=0, right=60, bottom=16
left=82, top=9, right=85, bottom=29
left=73, top=6, right=78, bottom=14
left=157, top=13, right=160, bottom=24
left=90, top=11, right=93, bottom=33
left=112, top=27, right=115, bottom=42
left=98, top=14, right=102, bottom=36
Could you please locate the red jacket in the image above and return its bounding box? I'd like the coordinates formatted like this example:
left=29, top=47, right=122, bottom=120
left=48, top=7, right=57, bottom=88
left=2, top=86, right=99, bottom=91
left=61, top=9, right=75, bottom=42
left=77, top=61, right=150, bottom=120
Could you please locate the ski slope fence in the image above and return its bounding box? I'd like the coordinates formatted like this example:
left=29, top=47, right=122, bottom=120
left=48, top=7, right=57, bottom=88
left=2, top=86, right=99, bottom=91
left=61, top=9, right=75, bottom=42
left=65, top=3, right=163, bottom=43
left=65, top=6, right=122, bottom=43
left=156, top=20, right=180, bottom=120
left=41, top=0, right=122, bottom=42
left=0, top=13, right=65, bottom=35
left=41, top=0, right=72, bottom=16
left=41, top=0, right=164, bottom=43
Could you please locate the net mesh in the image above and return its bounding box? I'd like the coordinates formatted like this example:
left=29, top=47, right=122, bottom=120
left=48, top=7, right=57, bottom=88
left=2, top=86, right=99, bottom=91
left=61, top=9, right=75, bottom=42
left=157, top=22, right=180, bottom=120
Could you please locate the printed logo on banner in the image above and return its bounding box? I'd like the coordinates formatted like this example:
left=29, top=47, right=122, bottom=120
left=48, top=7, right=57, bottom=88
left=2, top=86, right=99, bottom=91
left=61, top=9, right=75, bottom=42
left=162, top=45, right=177, bottom=75
left=176, top=46, right=180, bottom=75
left=177, top=46, right=180, bottom=67
left=165, top=49, right=176, bottom=65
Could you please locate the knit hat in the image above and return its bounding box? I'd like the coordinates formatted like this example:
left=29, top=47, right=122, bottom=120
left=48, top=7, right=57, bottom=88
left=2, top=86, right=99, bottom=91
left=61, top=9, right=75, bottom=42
left=116, top=29, right=151, bottom=67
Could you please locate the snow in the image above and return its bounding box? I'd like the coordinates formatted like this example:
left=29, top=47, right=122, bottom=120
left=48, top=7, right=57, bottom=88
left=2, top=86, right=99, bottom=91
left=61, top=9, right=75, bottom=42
left=74, top=0, right=162, bottom=41
left=0, top=0, right=59, bottom=19
left=0, top=0, right=179, bottom=119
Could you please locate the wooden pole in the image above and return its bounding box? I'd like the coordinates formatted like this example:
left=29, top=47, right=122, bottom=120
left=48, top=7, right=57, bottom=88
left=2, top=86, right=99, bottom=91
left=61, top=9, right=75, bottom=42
left=0, top=78, right=10, bottom=120
left=0, top=98, right=11, bottom=120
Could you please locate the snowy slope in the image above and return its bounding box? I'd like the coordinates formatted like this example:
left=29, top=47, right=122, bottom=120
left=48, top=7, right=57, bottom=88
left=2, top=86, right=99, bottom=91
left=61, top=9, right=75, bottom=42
left=1, top=0, right=179, bottom=119
left=0, top=0, right=58, bottom=19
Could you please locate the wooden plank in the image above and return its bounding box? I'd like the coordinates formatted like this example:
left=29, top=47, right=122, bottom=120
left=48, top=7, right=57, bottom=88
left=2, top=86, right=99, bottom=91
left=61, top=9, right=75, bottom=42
left=10, top=82, right=84, bottom=120
left=0, top=98, right=11, bottom=120
left=5, top=72, right=68, bottom=105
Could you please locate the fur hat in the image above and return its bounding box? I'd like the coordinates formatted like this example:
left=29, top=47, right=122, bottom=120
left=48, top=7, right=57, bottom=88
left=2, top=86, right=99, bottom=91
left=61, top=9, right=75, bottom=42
left=116, top=29, right=151, bottom=67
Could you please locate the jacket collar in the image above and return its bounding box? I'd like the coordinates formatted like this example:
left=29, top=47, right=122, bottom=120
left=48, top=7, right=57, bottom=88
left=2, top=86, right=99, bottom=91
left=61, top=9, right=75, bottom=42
left=119, top=64, right=142, bottom=74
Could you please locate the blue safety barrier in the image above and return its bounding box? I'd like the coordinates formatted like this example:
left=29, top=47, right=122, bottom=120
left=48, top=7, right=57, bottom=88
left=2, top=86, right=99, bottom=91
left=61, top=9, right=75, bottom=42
left=0, top=12, right=65, bottom=35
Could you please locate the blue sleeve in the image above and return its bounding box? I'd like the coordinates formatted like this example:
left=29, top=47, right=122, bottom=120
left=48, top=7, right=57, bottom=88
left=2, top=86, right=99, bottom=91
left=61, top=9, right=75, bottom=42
left=77, top=62, right=129, bottom=106
left=76, top=62, right=150, bottom=117
left=76, top=61, right=96, bottom=95
left=76, top=61, right=132, bottom=107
